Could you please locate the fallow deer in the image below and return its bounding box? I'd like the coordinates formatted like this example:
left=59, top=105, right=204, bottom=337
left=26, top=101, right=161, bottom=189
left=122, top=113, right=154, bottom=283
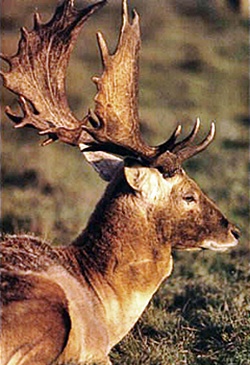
left=0, top=0, right=240, bottom=364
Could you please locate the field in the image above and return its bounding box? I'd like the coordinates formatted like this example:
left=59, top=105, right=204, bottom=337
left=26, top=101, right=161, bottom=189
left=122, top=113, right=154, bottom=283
left=1, top=0, right=249, bottom=364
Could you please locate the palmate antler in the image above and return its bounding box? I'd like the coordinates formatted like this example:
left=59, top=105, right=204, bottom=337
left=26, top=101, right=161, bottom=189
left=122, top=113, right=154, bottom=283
left=1, top=0, right=106, bottom=146
left=1, top=0, right=215, bottom=174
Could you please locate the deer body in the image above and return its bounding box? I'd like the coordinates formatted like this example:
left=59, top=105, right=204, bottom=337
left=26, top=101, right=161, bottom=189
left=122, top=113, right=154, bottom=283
left=0, top=0, right=240, bottom=364
left=1, top=167, right=238, bottom=364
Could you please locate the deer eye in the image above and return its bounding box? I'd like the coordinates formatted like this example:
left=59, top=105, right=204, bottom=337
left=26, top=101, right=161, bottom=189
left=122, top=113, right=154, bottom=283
left=162, top=169, right=179, bottom=179
left=183, top=195, right=196, bottom=203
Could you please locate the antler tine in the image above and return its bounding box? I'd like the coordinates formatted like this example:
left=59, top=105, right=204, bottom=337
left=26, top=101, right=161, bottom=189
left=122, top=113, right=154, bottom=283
left=171, top=118, right=201, bottom=154
left=122, top=0, right=129, bottom=21
left=33, top=12, right=42, bottom=30
left=176, top=122, right=216, bottom=163
left=156, top=124, right=182, bottom=155
left=96, top=31, right=110, bottom=67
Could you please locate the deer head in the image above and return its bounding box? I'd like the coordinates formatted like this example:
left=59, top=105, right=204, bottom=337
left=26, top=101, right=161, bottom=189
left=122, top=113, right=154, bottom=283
left=1, top=0, right=239, bottom=255
left=121, top=163, right=239, bottom=252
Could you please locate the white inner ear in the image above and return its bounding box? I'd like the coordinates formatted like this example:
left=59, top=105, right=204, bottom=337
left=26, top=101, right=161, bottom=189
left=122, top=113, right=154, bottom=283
left=124, top=165, right=167, bottom=201
left=79, top=144, right=123, bottom=182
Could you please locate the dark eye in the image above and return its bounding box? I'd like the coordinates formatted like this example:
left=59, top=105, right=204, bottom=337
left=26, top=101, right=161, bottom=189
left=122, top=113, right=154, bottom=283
left=162, top=172, right=170, bottom=179
left=162, top=169, right=179, bottom=179
left=183, top=195, right=196, bottom=203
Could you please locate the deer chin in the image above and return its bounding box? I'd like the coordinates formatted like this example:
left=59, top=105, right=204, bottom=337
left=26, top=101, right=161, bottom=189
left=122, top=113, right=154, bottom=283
left=200, top=239, right=238, bottom=252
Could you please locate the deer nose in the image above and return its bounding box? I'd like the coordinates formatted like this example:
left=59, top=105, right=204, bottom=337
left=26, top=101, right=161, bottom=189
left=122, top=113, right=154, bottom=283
left=231, top=227, right=240, bottom=240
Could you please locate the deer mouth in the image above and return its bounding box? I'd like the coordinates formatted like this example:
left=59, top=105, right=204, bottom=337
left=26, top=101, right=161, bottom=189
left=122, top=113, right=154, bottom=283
left=200, top=239, right=238, bottom=252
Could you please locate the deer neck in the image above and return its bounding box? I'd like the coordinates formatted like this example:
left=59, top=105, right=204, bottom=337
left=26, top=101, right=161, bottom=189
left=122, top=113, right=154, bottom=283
left=70, top=177, right=173, bottom=347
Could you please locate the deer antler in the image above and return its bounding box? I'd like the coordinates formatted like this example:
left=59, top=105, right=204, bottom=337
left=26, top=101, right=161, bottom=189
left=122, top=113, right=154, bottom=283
left=151, top=118, right=215, bottom=176
left=1, top=0, right=215, bottom=174
left=1, top=0, right=106, bottom=146
left=77, top=0, right=215, bottom=163
left=82, top=0, right=154, bottom=158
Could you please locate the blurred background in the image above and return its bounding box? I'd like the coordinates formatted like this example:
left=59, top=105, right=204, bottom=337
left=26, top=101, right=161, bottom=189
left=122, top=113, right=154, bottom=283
left=1, top=1, right=249, bottom=364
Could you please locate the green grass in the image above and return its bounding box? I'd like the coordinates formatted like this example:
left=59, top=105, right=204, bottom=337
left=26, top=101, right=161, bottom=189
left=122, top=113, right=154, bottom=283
left=1, top=0, right=249, bottom=364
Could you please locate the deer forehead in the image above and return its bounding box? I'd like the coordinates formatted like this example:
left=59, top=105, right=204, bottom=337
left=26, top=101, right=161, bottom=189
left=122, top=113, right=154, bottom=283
left=138, top=167, right=185, bottom=201
left=149, top=169, right=204, bottom=205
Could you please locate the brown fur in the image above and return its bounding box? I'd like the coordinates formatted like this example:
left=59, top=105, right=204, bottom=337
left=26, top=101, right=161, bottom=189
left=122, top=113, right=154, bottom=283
left=1, top=271, right=70, bottom=365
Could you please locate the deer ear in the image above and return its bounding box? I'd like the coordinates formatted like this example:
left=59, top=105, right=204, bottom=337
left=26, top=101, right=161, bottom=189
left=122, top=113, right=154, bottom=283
left=80, top=146, right=123, bottom=182
left=124, top=166, right=146, bottom=191
left=124, top=159, right=158, bottom=194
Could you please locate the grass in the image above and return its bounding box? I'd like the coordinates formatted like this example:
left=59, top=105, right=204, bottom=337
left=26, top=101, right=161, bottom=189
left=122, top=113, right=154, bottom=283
left=1, top=0, right=249, bottom=364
